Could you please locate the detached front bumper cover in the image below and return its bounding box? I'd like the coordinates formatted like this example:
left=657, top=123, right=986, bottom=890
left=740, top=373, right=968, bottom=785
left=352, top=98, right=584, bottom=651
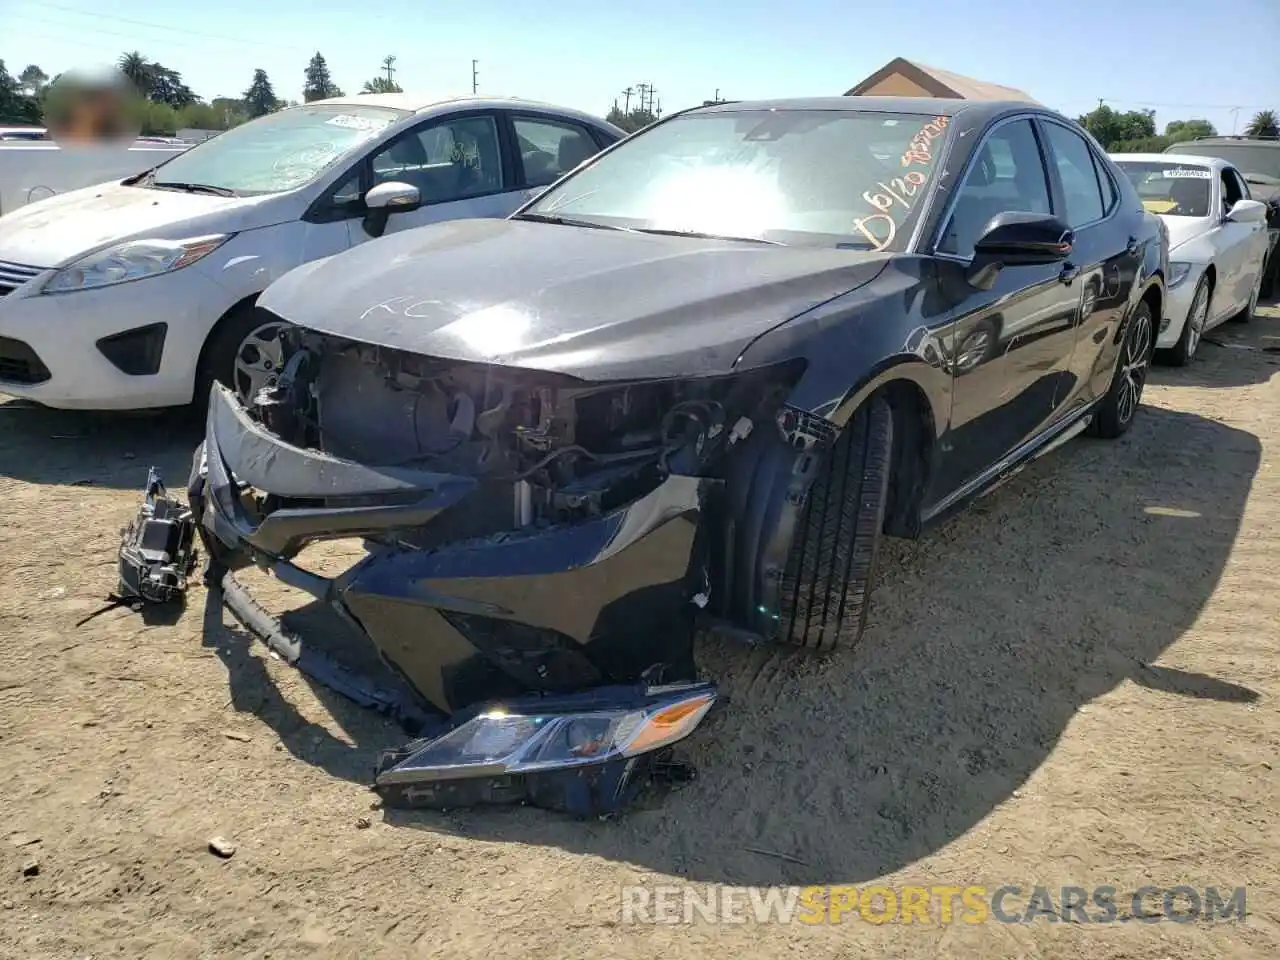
left=183, top=384, right=720, bottom=816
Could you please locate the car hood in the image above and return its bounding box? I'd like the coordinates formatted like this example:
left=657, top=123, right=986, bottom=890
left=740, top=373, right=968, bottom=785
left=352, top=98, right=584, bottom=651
left=260, top=218, right=892, bottom=381
left=0, top=180, right=284, bottom=268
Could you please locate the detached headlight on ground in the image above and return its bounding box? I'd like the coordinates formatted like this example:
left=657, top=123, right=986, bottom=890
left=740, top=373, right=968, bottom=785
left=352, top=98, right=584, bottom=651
left=1167, top=262, right=1193, bottom=288
left=42, top=234, right=231, bottom=294
left=372, top=682, right=717, bottom=815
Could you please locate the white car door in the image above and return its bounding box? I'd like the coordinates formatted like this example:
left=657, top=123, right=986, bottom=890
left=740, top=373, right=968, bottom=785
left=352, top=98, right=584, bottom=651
left=1230, top=166, right=1271, bottom=295
left=1214, top=166, right=1258, bottom=311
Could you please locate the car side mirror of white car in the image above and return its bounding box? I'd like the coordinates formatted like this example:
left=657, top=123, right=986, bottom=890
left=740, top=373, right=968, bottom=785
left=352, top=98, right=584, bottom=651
left=362, top=181, right=422, bottom=238
left=1226, top=199, right=1267, bottom=224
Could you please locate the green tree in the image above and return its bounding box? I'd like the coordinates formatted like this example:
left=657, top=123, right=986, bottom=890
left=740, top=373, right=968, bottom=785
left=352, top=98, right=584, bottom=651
left=146, top=64, right=197, bottom=108
left=211, top=96, right=249, bottom=128
left=1163, top=118, right=1216, bottom=143
left=242, top=68, right=279, bottom=118
left=360, top=76, right=402, bottom=94
left=0, top=59, right=40, bottom=124
left=303, top=52, right=343, bottom=102
left=117, top=52, right=151, bottom=93
left=605, top=105, right=655, bottom=134
left=17, top=65, right=48, bottom=98
left=1245, top=110, right=1278, bottom=138
left=1077, top=105, right=1156, bottom=149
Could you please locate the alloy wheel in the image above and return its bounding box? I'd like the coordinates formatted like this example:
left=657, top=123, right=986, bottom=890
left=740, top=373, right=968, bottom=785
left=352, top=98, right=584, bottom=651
left=233, top=321, right=287, bottom=405
left=1116, top=310, right=1152, bottom=426
left=1185, top=282, right=1209, bottom=359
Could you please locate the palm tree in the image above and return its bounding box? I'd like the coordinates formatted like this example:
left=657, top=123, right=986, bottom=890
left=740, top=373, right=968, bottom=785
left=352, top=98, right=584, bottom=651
left=1245, top=109, right=1278, bottom=139
left=117, top=52, right=151, bottom=94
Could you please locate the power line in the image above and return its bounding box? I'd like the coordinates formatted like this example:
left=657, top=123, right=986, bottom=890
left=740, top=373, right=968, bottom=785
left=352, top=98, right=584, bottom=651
left=20, top=1, right=313, bottom=52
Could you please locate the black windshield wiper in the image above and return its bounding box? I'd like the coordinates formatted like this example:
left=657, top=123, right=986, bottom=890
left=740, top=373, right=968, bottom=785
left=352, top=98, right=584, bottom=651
left=514, top=212, right=626, bottom=230
left=152, top=181, right=238, bottom=197
left=628, top=226, right=783, bottom=245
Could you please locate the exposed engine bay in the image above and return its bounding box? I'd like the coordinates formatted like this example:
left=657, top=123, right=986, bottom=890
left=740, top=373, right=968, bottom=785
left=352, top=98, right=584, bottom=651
left=247, top=326, right=790, bottom=547
left=182, top=319, right=809, bottom=816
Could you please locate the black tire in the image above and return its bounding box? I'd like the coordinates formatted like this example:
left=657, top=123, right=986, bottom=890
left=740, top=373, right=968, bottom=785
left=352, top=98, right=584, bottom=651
left=777, top=396, right=893, bottom=652
left=193, top=303, right=285, bottom=417
left=1160, top=275, right=1209, bottom=367
left=1091, top=299, right=1154, bottom=440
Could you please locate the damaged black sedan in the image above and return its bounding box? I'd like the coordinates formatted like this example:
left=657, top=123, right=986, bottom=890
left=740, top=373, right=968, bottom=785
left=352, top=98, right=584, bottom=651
left=188, top=96, right=1167, bottom=813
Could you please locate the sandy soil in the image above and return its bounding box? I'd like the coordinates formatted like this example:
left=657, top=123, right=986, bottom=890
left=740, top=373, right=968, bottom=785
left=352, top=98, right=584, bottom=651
left=1, top=303, right=1278, bottom=959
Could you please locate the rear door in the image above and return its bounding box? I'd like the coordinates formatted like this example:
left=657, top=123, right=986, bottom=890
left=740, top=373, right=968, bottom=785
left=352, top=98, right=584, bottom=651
left=505, top=113, right=613, bottom=204
left=1036, top=119, right=1137, bottom=411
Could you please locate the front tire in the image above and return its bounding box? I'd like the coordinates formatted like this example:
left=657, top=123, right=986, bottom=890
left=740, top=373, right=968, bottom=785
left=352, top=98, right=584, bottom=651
left=1091, top=299, right=1154, bottom=439
left=1160, top=275, right=1209, bottom=367
left=194, top=304, right=289, bottom=416
left=777, top=396, right=893, bottom=652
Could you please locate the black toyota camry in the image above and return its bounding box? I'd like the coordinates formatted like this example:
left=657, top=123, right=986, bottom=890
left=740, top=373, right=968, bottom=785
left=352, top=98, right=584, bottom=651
left=187, top=96, right=1167, bottom=810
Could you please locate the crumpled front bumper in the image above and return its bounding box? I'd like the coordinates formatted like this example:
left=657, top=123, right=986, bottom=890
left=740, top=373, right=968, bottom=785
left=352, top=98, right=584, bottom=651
left=190, top=384, right=712, bottom=718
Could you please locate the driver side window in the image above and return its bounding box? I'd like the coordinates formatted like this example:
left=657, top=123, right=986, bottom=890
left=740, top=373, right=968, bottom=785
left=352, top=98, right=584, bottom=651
left=368, top=114, right=505, bottom=205
left=937, top=119, right=1052, bottom=258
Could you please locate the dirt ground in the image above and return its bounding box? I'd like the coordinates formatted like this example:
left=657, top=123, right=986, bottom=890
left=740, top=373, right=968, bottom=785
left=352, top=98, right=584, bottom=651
left=1, top=303, right=1278, bottom=960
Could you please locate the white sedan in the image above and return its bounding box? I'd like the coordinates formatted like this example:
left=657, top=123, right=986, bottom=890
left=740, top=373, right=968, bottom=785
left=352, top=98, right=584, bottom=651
left=0, top=94, right=623, bottom=410
left=1112, top=153, right=1270, bottom=364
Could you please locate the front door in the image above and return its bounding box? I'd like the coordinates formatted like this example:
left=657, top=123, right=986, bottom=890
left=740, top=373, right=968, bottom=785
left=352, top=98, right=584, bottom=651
left=354, top=111, right=524, bottom=243
left=930, top=117, right=1084, bottom=497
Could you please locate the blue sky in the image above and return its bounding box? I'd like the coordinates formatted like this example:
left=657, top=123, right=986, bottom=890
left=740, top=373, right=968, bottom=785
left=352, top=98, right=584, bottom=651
left=3, top=0, right=1277, bottom=134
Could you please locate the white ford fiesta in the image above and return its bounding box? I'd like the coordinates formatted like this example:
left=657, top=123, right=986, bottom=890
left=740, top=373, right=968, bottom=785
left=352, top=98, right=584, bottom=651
left=1112, top=152, right=1270, bottom=365
left=0, top=94, right=622, bottom=409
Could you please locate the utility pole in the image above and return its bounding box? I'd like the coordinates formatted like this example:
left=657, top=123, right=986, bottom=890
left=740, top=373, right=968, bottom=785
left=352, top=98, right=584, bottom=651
left=636, top=83, right=650, bottom=115
left=471, top=59, right=479, bottom=95
left=1230, top=106, right=1241, bottom=135
left=382, top=55, right=397, bottom=86
left=622, top=86, right=634, bottom=113
left=714, top=88, right=720, bottom=102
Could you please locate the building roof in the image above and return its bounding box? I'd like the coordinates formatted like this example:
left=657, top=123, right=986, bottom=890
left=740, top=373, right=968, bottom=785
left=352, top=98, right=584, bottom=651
left=844, top=57, right=1038, bottom=104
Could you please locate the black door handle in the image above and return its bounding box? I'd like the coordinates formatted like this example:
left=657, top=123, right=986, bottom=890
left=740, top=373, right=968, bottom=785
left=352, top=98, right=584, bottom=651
left=1059, top=262, right=1080, bottom=284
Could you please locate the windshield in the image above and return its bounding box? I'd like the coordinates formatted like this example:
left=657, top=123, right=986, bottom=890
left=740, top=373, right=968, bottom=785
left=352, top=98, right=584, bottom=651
left=1165, top=142, right=1280, bottom=182
left=521, top=109, right=953, bottom=250
left=1116, top=161, right=1213, bottom=217
left=140, top=104, right=407, bottom=196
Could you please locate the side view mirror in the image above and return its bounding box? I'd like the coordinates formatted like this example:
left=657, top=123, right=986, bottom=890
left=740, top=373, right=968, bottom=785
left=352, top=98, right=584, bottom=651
left=967, top=211, right=1073, bottom=289
left=362, top=180, right=422, bottom=238
left=1226, top=199, right=1267, bottom=224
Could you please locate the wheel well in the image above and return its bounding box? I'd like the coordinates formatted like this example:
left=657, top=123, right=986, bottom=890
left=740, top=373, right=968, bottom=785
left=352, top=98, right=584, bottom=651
left=195, top=293, right=259, bottom=383
left=879, top=380, right=934, bottom=539
left=1201, top=263, right=1216, bottom=300
left=1141, top=282, right=1163, bottom=330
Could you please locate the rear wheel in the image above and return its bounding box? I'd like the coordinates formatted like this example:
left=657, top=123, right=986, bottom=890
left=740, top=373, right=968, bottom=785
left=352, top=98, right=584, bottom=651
left=777, top=396, right=893, bottom=652
left=1091, top=299, right=1154, bottom=439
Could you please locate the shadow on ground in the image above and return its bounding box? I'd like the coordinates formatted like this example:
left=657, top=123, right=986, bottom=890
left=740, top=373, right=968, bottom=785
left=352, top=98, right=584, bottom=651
left=199, top=403, right=1259, bottom=886
left=0, top=401, right=198, bottom=489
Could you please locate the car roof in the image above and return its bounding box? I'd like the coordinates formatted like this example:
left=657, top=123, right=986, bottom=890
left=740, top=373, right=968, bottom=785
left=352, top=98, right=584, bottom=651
left=1112, top=152, right=1230, bottom=169
left=1167, top=136, right=1280, bottom=149
left=688, top=96, right=1041, bottom=124
left=306, top=92, right=612, bottom=126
